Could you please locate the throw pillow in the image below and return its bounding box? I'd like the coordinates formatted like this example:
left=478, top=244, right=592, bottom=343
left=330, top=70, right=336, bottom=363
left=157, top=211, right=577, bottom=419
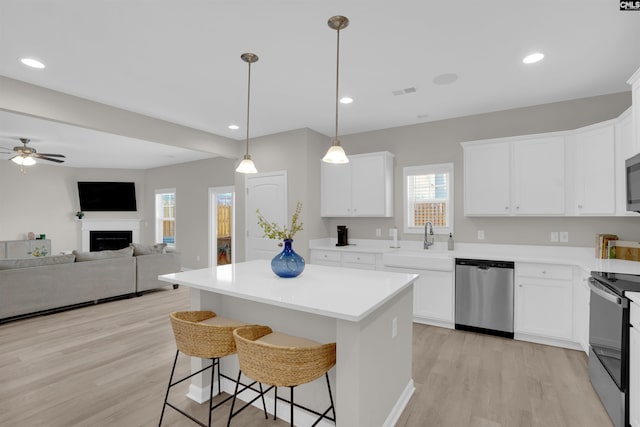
left=72, top=246, right=134, bottom=262
left=0, top=254, right=76, bottom=270
left=129, top=243, right=167, bottom=256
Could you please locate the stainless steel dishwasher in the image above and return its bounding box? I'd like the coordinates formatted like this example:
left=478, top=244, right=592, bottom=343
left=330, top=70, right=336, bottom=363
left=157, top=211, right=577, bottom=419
left=455, top=258, right=515, bottom=338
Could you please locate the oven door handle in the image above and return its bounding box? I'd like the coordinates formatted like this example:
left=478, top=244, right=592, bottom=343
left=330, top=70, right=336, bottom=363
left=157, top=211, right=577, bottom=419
left=588, top=278, right=623, bottom=306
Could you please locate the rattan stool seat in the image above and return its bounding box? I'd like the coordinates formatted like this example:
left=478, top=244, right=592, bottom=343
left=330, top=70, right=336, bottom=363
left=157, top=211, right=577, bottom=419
left=227, top=325, right=336, bottom=426
left=160, top=310, right=259, bottom=427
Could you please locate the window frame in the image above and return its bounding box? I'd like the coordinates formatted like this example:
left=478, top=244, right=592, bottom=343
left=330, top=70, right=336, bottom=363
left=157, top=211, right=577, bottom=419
left=155, top=188, right=176, bottom=248
left=403, top=163, right=454, bottom=235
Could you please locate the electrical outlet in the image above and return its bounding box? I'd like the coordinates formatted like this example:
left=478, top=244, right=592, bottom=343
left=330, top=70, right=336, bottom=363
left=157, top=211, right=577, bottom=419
left=560, top=231, right=569, bottom=242
left=391, top=317, right=398, bottom=338
left=477, top=230, right=485, bottom=240
left=550, top=232, right=559, bottom=242
left=376, top=228, right=381, bottom=237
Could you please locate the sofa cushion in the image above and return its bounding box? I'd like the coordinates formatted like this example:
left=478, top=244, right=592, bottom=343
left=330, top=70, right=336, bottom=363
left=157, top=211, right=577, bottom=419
left=73, top=246, right=134, bottom=262
left=130, top=243, right=167, bottom=255
left=0, top=254, right=76, bottom=270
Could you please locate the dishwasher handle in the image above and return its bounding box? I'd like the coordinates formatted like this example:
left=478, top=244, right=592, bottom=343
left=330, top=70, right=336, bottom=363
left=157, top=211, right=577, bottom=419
left=456, top=258, right=514, bottom=269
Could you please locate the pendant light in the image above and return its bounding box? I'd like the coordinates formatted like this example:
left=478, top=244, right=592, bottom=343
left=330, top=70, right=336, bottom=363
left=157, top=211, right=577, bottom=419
left=236, top=53, right=259, bottom=174
left=322, top=15, right=350, bottom=164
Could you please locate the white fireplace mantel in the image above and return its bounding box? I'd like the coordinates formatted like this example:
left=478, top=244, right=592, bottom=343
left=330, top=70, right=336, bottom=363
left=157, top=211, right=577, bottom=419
left=81, top=219, right=142, bottom=252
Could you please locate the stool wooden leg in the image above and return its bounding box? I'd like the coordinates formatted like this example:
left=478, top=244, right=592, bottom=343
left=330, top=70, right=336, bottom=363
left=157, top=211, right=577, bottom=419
left=159, top=349, right=179, bottom=427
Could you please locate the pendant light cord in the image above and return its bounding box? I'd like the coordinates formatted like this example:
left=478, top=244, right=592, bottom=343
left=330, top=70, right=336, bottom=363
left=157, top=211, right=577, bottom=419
left=246, top=61, right=252, bottom=157
left=335, top=27, right=340, bottom=142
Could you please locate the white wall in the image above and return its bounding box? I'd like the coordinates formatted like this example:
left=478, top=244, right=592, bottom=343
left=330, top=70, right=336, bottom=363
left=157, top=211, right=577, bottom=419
left=0, top=162, right=145, bottom=254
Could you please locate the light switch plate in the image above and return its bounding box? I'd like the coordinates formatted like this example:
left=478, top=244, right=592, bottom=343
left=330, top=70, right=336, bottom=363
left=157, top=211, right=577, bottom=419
left=551, top=232, right=559, bottom=242
left=560, top=231, right=569, bottom=242
left=376, top=228, right=381, bottom=237
left=477, top=230, right=485, bottom=240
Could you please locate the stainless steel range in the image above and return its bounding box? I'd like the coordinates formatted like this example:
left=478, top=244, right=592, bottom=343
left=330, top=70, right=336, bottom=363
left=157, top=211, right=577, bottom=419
left=589, top=271, right=640, bottom=427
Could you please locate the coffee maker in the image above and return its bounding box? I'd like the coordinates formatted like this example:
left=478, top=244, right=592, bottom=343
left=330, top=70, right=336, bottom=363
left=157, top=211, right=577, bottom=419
left=336, top=225, right=349, bottom=246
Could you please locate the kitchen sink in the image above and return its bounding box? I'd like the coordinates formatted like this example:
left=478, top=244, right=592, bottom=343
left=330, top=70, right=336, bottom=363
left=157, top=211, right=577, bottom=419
left=382, top=250, right=454, bottom=271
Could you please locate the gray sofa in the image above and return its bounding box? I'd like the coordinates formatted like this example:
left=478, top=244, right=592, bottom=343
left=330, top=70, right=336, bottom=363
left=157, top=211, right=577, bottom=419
left=0, top=245, right=181, bottom=322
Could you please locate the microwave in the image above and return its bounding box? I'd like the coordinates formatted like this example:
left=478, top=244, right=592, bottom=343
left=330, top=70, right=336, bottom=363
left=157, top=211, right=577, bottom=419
left=626, top=152, right=640, bottom=212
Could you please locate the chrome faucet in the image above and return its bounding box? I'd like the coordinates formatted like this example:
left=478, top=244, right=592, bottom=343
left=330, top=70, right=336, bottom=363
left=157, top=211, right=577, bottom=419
left=424, top=221, right=434, bottom=249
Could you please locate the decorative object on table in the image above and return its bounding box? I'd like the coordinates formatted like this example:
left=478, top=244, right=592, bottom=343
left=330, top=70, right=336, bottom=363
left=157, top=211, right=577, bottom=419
left=235, top=53, right=260, bottom=174
left=31, top=245, right=48, bottom=257
left=75, top=211, right=84, bottom=219
left=595, top=233, right=618, bottom=258
left=322, top=15, right=350, bottom=164
left=256, top=201, right=305, bottom=278
left=27, top=232, right=35, bottom=240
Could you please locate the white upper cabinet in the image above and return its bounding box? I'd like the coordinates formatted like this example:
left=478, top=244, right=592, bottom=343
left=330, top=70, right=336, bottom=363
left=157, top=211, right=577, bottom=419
left=570, top=123, right=616, bottom=215
left=512, top=136, right=565, bottom=215
left=463, top=141, right=510, bottom=215
left=463, top=136, right=565, bottom=216
left=321, top=151, right=394, bottom=217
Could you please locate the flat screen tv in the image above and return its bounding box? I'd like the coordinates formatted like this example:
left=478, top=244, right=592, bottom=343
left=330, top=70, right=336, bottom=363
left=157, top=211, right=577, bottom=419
left=77, top=181, right=137, bottom=212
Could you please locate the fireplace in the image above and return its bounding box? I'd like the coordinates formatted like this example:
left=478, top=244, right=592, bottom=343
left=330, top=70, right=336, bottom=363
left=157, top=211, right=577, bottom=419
left=80, top=219, right=142, bottom=252
left=90, top=230, right=132, bottom=252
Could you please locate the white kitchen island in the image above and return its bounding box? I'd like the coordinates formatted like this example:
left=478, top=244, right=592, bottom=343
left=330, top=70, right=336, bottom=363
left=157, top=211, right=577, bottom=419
left=159, top=259, right=417, bottom=427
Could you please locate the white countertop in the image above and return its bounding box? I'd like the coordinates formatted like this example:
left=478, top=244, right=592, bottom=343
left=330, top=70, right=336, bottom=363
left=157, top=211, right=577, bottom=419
left=159, top=259, right=418, bottom=322
left=629, top=292, right=640, bottom=304
left=310, top=238, right=640, bottom=275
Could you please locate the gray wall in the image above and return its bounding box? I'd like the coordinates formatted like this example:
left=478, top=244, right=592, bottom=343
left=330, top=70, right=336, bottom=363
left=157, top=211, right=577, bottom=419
left=0, top=162, right=145, bottom=254
left=2, top=91, right=638, bottom=266
left=144, top=157, right=236, bottom=269
left=233, top=128, right=330, bottom=264
left=325, top=91, right=640, bottom=247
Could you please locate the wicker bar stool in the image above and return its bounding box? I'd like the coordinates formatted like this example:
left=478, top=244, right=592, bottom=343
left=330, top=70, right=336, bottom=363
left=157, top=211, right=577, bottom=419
left=159, top=311, right=267, bottom=427
left=227, top=325, right=337, bottom=427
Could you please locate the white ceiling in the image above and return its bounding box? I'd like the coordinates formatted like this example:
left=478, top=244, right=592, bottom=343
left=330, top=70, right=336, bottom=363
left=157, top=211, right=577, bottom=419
left=1, top=0, right=640, bottom=169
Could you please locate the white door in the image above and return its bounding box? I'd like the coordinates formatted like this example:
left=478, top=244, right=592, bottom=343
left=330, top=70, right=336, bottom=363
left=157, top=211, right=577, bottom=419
left=245, top=171, right=287, bottom=261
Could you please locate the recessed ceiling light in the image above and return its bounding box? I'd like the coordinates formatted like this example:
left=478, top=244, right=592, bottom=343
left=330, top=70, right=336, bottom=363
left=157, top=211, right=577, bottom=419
left=20, top=58, right=45, bottom=69
left=523, top=53, right=544, bottom=64
left=228, top=124, right=240, bottom=130
left=340, top=97, right=353, bottom=104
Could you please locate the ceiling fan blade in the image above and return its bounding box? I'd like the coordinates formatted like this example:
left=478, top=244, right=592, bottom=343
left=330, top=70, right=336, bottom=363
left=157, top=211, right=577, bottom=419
left=38, top=156, right=65, bottom=163
left=33, top=153, right=66, bottom=158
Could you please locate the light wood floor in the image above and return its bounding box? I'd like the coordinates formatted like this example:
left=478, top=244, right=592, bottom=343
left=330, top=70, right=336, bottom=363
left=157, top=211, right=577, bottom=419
left=0, top=286, right=613, bottom=427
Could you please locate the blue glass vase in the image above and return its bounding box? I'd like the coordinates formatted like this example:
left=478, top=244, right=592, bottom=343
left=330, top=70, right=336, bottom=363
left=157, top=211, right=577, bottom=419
left=271, top=239, right=305, bottom=278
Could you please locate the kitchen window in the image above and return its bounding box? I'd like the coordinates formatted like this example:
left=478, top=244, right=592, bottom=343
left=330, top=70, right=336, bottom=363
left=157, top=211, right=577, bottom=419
left=155, top=189, right=176, bottom=247
left=403, top=163, right=453, bottom=235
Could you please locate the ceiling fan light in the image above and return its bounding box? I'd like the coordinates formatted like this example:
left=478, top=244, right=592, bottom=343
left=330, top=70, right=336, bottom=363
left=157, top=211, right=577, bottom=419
left=322, top=141, right=349, bottom=164
left=235, top=155, right=258, bottom=174
left=12, top=155, right=36, bottom=166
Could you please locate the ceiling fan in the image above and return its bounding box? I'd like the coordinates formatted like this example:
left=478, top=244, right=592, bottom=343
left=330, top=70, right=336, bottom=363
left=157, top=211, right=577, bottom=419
left=0, top=138, right=66, bottom=166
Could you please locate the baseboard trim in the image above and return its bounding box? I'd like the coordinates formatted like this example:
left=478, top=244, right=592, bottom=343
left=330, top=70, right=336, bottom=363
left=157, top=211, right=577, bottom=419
left=515, top=332, right=582, bottom=351
left=383, top=379, right=415, bottom=427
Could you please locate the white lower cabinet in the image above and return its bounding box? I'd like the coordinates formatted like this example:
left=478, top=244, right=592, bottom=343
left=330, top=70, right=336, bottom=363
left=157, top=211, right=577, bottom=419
left=515, top=263, right=573, bottom=342
left=384, top=265, right=454, bottom=327
left=309, top=249, right=379, bottom=270
left=309, top=249, right=341, bottom=267
left=630, top=301, right=640, bottom=427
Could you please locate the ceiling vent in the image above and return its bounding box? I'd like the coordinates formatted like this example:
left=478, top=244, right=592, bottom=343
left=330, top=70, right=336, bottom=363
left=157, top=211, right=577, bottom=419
left=392, top=87, right=418, bottom=96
